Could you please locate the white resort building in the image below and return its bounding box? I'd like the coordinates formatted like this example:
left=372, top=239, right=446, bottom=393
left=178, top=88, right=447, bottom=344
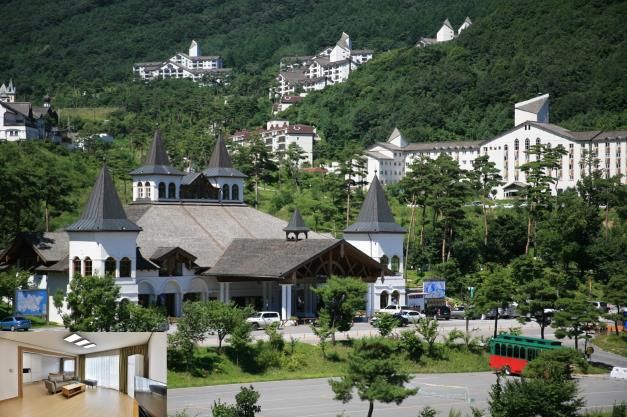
left=275, top=32, right=373, bottom=97
left=132, top=40, right=231, bottom=83
left=1, top=131, right=407, bottom=322
left=230, top=120, right=318, bottom=166
left=417, top=17, right=472, bottom=47
left=364, top=94, right=627, bottom=198
left=0, top=81, right=58, bottom=142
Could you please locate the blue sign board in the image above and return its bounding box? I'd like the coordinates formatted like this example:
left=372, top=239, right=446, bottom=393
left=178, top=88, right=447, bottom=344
left=424, top=280, right=446, bottom=299
left=15, top=289, right=48, bottom=316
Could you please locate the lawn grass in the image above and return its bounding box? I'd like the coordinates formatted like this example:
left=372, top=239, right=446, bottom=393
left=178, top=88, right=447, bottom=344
left=27, top=316, right=62, bottom=328
left=57, top=107, right=121, bottom=121
left=593, top=334, right=627, bottom=358
left=168, top=341, right=491, bottom=388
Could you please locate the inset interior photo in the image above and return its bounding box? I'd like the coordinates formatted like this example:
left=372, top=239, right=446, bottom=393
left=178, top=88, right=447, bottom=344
left=0, top=331, right=166, bottom=417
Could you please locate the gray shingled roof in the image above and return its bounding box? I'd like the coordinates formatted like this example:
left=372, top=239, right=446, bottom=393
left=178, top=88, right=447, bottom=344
left=130, top=130, right=185, bottom=176
left=203, top=136, right=247, bottom=178
left=125, top=204, right=328, bottom=268
left=207, top=238, right=339, bottom=278
left=344, top=176, right=406, bottom=234
left=66, top=167, right=142, bottom=232
left=283, top=209, right=310, bottom=234
left=5, top=232, right=69, bottom=263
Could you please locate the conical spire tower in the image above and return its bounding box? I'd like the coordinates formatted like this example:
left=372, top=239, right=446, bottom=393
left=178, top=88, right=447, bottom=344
left=203, top=136, right=246, bottom=178
left=130, top=130, right=184, bottom=176
left=283, top=209, right=310, bottom=240
left=344, top=176, right=405, bottom=233
left=67, top=166, right=141, bottom=232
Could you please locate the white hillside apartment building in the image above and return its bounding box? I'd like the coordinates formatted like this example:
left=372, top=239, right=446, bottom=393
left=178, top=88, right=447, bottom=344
left=364, top=94, right=627, bottom=198
left=274, top=33, right=373, bottom=97
left=133, top=40, right=231, bottom=83
left=230, top=120, right=318, bottom=166
left=417, top=17, right=472, bottom=47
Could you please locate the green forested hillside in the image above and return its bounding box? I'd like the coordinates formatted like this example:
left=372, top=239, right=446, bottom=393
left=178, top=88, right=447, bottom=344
left=286, top=0, right=627, bottom=156
left=0, top=0, right=488, bottom=93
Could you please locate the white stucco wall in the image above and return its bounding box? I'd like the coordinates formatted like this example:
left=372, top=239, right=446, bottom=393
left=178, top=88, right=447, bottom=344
left=0, top=338, right=19, bottom=400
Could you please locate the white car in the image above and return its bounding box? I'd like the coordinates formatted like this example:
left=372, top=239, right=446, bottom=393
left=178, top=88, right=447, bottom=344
left=398, top=310, right=425, bottom=325
left=378, top=304, right=412, bottom=314
left=246, top=311, right=281, bottom=330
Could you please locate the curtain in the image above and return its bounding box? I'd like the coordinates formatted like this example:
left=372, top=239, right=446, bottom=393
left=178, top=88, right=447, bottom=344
left=78, top=355, right=85, bottom=381
left=85, top=352, right=120, bottom=390
left=119, top=344, right=148, bottom=394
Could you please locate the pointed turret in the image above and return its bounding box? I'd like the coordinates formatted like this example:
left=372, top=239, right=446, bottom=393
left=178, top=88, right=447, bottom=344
left=283, top=209, right=310, bottom=241
left=67, top=166, right=141, bottom=232
left=443, top=18, right=453, bottom=29
left=344, top=176, right=405, bottom=233
left=387, top=127, right=407, bottom=148
left=203, top=136, right=247, bottom=178
left=130, top=130, right=185, bottom=176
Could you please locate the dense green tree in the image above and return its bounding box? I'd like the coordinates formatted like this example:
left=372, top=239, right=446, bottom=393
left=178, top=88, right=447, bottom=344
left=231, top=134, right=277, bottom=207
left=116, top=303, right=167, bottom=332
left=0, top=268, right=30, bottom=312
left=313, top=276, right=367, bottom=344
left=552, top=293, right=600, bottom=350
left=468, top=155, right=503, bottom=245
left=53, top=274, right=121, bottom=331
left=177, top=301, right=212, bottom=344
left=206, top=300, right=254, bottom=354
left=474, top=265, right=515, bottom=337
left=329, top=336, right=418, bottom=417
left=211, top=385, right=261, bottom=417
left=605, top=273, right=627, bottom=336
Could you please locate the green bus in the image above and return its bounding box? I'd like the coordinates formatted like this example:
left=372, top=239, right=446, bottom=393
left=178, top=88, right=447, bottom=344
left=488, top=333, right=563, bottom=375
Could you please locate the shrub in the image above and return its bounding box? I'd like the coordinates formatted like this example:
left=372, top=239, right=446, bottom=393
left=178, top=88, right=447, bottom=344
left=399, top=330, right=424, bottom=362
left=374, top=312, right=400, bottom=337
left=265, top=323, right=285, bottom=352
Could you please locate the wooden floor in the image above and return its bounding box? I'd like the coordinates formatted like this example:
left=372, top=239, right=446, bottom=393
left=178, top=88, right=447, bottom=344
left=0, top=382, right=137, bottom=417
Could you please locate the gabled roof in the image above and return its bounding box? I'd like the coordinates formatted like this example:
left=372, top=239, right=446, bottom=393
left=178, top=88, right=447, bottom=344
left=130, top=130, right=185, bottom=176
left=0, top=232, right=68, bottom=265
left=464, top=16, right=472, bottom=24
left=203, top=136, right=247, bottom=178
left=336, top=32, right=350, bottom=50
left=66, top=166, right=142, bottom=232
left=443, top=18, right=453, bottom=29
left=205, top=238, right=387, bottom=280
left=283, top=209, right=310, bottom=234
left=149, top=246, right=197, bottom=262
left=344, top=176, right=406, bottom=234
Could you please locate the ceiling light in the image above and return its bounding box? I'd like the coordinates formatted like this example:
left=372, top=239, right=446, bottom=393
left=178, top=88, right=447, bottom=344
left=83, top=344, right=96, bottom=349
left=75, top=339, right=91, bottom=346
left=64, top=334, right=82, bottom=343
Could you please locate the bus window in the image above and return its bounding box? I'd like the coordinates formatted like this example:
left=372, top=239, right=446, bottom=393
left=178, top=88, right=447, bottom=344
left=521, top=347, right=526, bottom=360
left=507, top=345, right=513, bottom=357
left=514, top=346, right=519, bottom=358
left=496, top=343, right=501, bottom=355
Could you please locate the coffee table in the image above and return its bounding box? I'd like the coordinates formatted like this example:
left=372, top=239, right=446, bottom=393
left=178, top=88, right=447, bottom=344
left=61, top=382, right=86, bottom=398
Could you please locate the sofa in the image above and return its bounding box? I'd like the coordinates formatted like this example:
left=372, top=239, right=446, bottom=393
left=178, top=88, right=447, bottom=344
left=43, top=373, right=79, bottom=394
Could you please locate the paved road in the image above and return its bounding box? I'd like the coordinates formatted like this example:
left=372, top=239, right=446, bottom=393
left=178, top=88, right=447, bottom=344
left=168, top=372, right=627, bottom=417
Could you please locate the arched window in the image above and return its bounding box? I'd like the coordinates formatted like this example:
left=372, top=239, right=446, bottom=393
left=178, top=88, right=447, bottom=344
left=72, top=257, right=81, bottom=276
left=144, top=182, right=152, bottom=199
left=514, top=139, right=519, bottom=151
left=380, top=255, right=389, bottom=268
left=231, top=184, right=239, bottom=201
left=104, top=257, right=116, bottom=276
left=222, top=184, right=230, bottom=200
left=391, top=256, right=400, bottom=273
left=137, top=182, right=144, bottom=199
left=158, top=182, right=166, bottom=199
left=168, top=183, right=176, bottom=199
left=83, top=257, right=92, bottom=276
left=119, top=257, right=131, bottom=278
left=536, top=138, right=541, bottom=146
left=380, top=291, right=389, bottom=308
left=391, top=290, right=400, bottom=304
left=525, top=138, right=530, bottom=150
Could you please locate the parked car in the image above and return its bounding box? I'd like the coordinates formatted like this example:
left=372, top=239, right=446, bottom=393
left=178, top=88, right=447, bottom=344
left=424, top=306, right=451, bottom=320
left=370, top=313, right=402, bottom=328
left=590, top=301, right=609, bottom=313
left=450, top=306, right=478, bottom=319
left=0, top=316, right=32, bottom=331
left=246, top=311, right=281, bottom=330
left=378, top=304, right=412, bottom=314
left=398, top=310, right=425, bottom=325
